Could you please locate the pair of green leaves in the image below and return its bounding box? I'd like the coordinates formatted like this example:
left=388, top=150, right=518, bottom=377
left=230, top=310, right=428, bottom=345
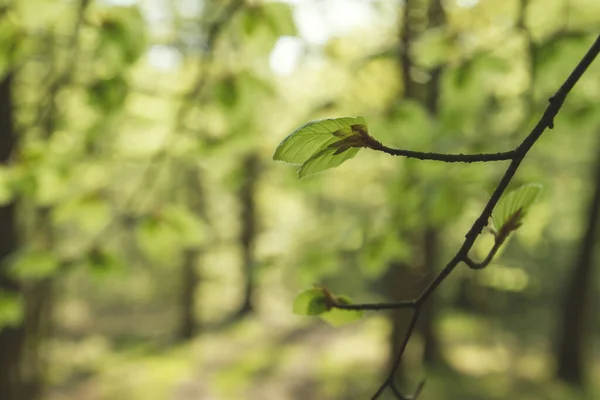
left=273, top=116, right=374, bottom=178
left=293, top=286, right=364, bottom=327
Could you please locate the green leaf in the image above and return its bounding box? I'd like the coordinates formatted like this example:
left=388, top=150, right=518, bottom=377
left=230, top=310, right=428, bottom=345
left=493, top=183, right=543, bottom=238
left=293, top=289, right=329, bottom=316
left=320, top=296, right=364, bottom=327
left=0, top=290, right=23, bottom=328
left=274, top=117, right=369, bottom=178
left=293, top=288, right=364, bottom=326
left=298, top=146, right=360, bottom=179
left=9, top=249, right=61, bottom=279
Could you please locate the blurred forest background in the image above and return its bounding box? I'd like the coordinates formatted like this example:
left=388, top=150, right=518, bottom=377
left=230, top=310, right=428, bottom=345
left=0, top=0, right=599, bottom=399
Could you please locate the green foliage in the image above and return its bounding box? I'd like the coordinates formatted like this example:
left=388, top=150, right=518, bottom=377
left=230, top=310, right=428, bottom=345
left=241, top=2, right=297, bottom=38
left=273, top=117, right=371, bottom=178
left=0, top=290, right=23, bottom=328
left=4, top=0, right=600, bottom=397
left=8, top=248, right=61, bottom=279
left=493, top=183, right=543, bottom=243
left=0, top=11, right=23, bottom=79
left=293, top=287, right=364, bottom=326
left=214, top=75, right=238, bottom=109
left=96, top=6, right=146, bottom=68
left=292, top=288, right=329, bottom=316
left=85, top=248, right=123, bottom=277
left=88, top=74, right=128, bottom=114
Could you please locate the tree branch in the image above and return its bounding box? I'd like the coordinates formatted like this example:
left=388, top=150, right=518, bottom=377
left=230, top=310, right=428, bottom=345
left=368, top=139, right=517, bottom=163
left=333, top=300, right=416, bottom=311
left=464, top=239, right=503, bottom=270
left=334, top=34, right=600, bottom=399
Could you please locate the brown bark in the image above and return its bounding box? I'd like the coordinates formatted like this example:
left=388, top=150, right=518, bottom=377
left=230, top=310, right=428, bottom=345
left=177, top=168, right=207, bottom=340
left=236, top=154, right=259, bottom=317
left=178, top=249, right=199, bottom=340
left=384, top=261, right=423, bottom=382
left=554, top=139, right=600, bottom=385
left=0, top=73, right=25, bottom=400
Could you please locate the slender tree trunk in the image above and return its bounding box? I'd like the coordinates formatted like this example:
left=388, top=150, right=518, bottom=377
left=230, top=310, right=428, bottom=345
left=22, top=276, right=53, bottom=399
left=176, top=168, right=208, bottom=340
left=420, top=228, right=441, bottom=364
left=554, top=139, right=600, bottom=385
left=385, top=260, right=423, bottom=383
left=178, top=249, right=199, bottom=340
left=419, top=0, right=446, bottom=366
left=386, top=0, right=445, bottom=376
left=0, top=73, right=25, bottom=400
left=236, top=154, right=259, bottom=318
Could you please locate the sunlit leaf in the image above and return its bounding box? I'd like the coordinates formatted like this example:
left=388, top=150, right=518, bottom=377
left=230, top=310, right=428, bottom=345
left=493, top=183, right=543, bottom=241
left=292, top=289, right=329, bottom=316
left=274, top=117, right=365, bottom=164
left=293, top=288, right=364, bottom=326
left=298, top=146, right=360, bottom=179
left=319, top=295, right=364, bottom=327
left=274, top=117, right=369, bottom=178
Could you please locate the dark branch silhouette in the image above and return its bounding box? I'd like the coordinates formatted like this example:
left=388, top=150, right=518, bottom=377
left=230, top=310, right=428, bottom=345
left=330, top=34, right=600, bottom=400
left=368, top=140, right=517, bottom=163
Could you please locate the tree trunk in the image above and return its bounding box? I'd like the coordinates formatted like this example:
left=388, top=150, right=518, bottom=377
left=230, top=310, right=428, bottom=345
left=419, top=228, right=441, bottom=364
left=386, top=0, right=445, bottom=376
left=22, top=277, right=53, bottom=399
left=0, top=73, right=25, bottom=400
left=176, top=168, right=208, bottom=340
left=235, top=154, right=259, bottom=318
left=554, top=139, right=600, bottom=385
left=178, top=249, right=199, bottom=340
left=385, top=260, right=424, bottom=384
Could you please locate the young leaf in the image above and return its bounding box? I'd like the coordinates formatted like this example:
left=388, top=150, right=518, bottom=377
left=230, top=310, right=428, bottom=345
left=320, top=295, right=364, bottom=327
left=493, top=183, right=542, bottom=242
left=293, top=288, right=364, bottom=326
left=298, top=146, right=360, bottom=179
left=293, top=289, right=329, bottom=316
left=274, top=117, right=370, bottom=178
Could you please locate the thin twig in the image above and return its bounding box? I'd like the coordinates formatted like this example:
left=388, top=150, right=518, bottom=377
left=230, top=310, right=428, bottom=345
left=333, top=300, right=416, bottom=311
left=368, top=140, right=517, bottom=163
left=464, top=240, right=503, bottom=270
